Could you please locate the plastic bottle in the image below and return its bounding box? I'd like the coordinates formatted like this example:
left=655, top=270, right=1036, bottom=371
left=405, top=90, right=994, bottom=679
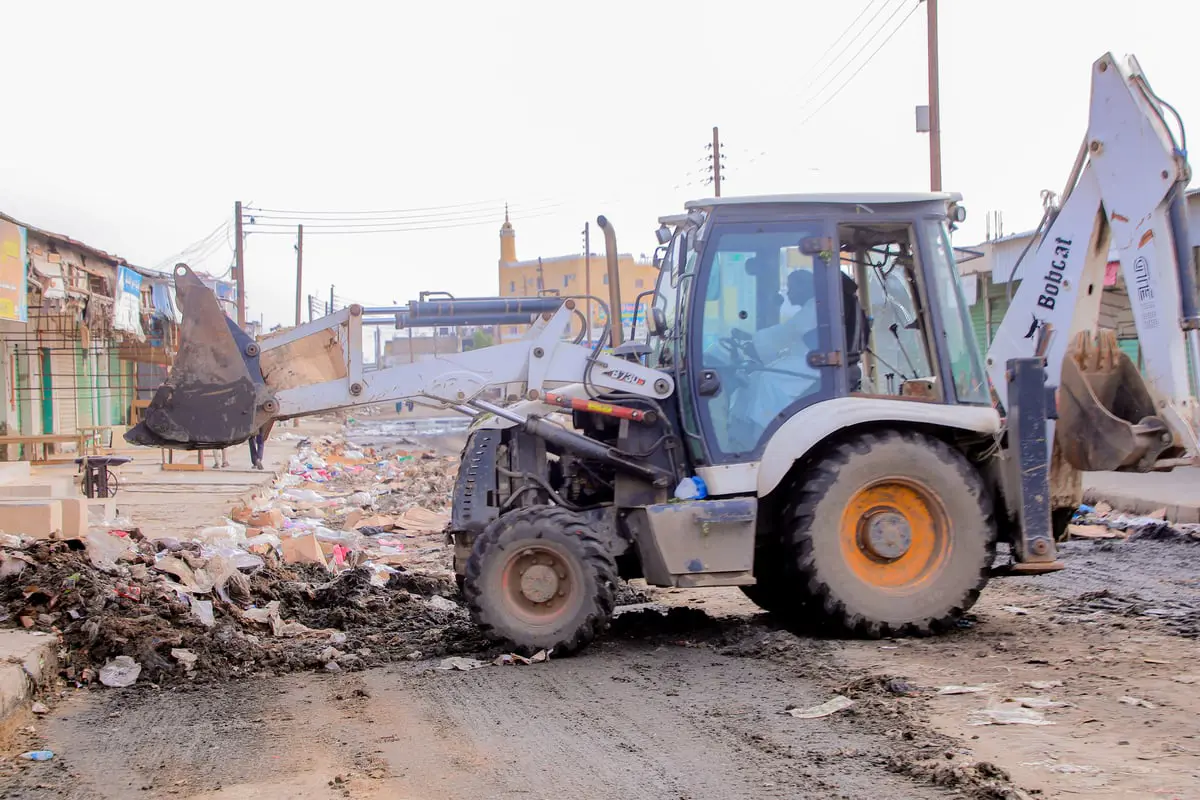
left=20, top=751, right=53, bottom=761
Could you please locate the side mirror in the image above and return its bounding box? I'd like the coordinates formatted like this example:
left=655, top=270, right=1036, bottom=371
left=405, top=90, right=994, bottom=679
left=799, top=236, right=834, bottom=256
left=655, top=224, right=672, bottom=245
left=670, top=233, right=689, bottom=279
left=648, top=306, right=667, bottom=336
left=652, top=244, right=667, bottom=269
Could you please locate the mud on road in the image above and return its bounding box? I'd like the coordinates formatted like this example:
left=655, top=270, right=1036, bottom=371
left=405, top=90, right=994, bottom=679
left=3, top=604, right=1021, bottom=800
left=7, top=529, right=1200, bottom=799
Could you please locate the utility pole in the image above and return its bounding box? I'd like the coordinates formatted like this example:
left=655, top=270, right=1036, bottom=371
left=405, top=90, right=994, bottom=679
left=328, top=285, right=334, bottom=316
left=711, top=126, right=722, bottom=197
left=234, top=201, right=245, bottom=328
left=294, top=224, right=303, bottom=327
left=582, top=222, right=591, bottom=346
left=925, top=0, right=942, bottom=192
left=536, top=257, right=544, bottom=293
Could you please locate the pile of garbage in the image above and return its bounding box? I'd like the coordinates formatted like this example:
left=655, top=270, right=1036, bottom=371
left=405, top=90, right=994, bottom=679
left=1067, top=501, right=1200, bottom=542
left=0, top=434, right=477, bottom=687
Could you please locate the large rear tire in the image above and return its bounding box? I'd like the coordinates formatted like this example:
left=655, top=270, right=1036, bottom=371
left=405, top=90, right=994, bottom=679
left=463, top=506, right=617, bottom=655
left=784, top=429, right=995, bottom=637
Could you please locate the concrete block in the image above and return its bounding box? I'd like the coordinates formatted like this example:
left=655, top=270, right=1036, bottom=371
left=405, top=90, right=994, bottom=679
left=58, top=498, right=89, bottom=538
left=0, top=462, right=32, bottom=485
left=85, top=498, right=118, bottom=524
left=0, top=477, right=77, bottom=498
left=0, top=501, right=62, bottom=538
left=0, top=630, right=57, bottom=734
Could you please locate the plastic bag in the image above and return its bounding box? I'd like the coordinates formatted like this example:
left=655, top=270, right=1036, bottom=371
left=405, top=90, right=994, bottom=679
left=85, top=530, right=135, bottom=572
left=284, top=488, right=325, bottom=504
left=196, top=521, right=247, bottom=548
left=99, top=655, right=142, bottom=687
left=348, top=491, right=373, bottom=506
left=189, top=596, right=215, bottom=627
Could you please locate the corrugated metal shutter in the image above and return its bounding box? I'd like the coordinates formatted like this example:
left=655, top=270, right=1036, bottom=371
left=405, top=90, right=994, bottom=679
left=987, top=281, right=1014, bottom=346
left=75, top=349, right=95, bottom=431
left=970, top=299, right=989, bottom=350
left=51, top=349, right=77, bottom=444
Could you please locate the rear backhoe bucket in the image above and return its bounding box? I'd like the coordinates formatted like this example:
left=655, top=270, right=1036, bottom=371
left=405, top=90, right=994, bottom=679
left=1056, top=329, right=1178, bottom=472
left=124, top=265, right=267, bottom=450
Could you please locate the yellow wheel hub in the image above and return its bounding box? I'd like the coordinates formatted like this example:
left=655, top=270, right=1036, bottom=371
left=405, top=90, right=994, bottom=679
left=839, top=478, right=951, bottom=591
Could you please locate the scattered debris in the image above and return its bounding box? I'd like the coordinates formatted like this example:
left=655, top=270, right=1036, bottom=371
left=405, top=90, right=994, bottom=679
left=938, top=685, right=993, bottom=695
left=784, top=695, right=855, bottom=719
left=30, top=701, right=48, bottom=715
left=1001, top=605, right=1032, bottom=615
left=493, top=650, right=549, bottom=666
left=98, top=656, right=142, bottom=688
left=1119, top=696, right=1156, bottom=709
left=1024, top=680, right=1064, bottom=690
left=438, top=656, right=487, bottom=672
left=18, top=751, right=54, bottom=761
left=968, top=705, right=1056, bottom=726
left=171, top=648, right=198, bottom=674
left=0, top=433, right=475, bottom=687
left=1008, top=696, right=1071, bottom=709
left=427, top=595, right=459, bottom=613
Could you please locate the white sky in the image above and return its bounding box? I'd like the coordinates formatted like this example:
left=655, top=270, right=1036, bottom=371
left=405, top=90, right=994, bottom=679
left=1, top=0, right=1196, bottom=343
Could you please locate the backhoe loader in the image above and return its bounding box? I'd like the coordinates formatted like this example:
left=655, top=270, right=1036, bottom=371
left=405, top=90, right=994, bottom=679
left=129, top=52, right=1196, bottom=654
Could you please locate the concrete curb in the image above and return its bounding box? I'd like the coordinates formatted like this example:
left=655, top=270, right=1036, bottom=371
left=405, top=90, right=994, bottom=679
left=0, top=630, right=58, bottom=735
left=1081, top=488, right=1200, bottom=524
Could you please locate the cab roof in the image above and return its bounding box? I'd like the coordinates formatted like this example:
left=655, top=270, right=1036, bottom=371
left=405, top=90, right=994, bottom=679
left=683, top=192, right=962, bottom=210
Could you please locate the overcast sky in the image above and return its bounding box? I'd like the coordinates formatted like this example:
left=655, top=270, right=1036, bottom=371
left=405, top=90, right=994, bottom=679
left=1, top=0, right=1195, bottom=341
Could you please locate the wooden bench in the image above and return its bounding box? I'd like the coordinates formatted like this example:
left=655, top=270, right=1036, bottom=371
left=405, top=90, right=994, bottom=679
left=0, top=434, right=89, bottom=464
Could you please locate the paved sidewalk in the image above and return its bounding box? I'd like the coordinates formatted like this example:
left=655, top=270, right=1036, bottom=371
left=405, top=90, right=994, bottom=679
left=1084, top=467, right=1200, bottom=522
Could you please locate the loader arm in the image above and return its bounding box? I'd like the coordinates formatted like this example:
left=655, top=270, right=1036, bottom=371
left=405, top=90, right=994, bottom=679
left=986, top=52, right=1198, bottom=479
left=126, top=266, right=675, bottom=451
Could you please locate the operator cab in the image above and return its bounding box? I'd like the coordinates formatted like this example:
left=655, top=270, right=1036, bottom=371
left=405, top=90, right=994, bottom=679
left=647, top=193, right=987, bottom=464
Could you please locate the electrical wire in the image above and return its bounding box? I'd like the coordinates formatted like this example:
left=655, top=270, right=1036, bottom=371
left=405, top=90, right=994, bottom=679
left=245, top=204, right=562, bottom=228
left=243, top=200, right=560, bottom=225
left=244, top=197, right=541, bottom=217
left=797, top=0, right=892, bottom=103
left=243, top=209, right=561, bottom=235
left=797, top=1, right=921, bottom=127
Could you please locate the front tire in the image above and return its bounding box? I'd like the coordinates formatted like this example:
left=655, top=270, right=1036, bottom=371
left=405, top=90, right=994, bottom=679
left=784, top=429, right=995, bottom=637
left=463, top=506, right=617, bottom=654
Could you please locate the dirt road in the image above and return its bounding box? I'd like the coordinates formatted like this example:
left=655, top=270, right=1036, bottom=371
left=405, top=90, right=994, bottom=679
left=8, top=532, right=1200, bottom=800
left=3, top=610, right=961, bottom=800
left=3, top=417, right=1198, bottom=799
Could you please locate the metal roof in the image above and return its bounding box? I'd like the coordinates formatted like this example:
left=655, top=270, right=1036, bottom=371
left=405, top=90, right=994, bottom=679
left=0, top=210, right=168, bottom=280
left=684, top=192, right=963, bottom=210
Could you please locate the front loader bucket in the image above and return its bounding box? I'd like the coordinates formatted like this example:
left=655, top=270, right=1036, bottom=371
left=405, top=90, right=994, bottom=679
left=124, top=265, right=267, bottom=450
left=1056, top=329, right=1178, bottom=472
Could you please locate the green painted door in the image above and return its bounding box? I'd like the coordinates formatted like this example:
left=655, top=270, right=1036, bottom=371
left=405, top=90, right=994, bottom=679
left=39, top=348, right=53, bottom=435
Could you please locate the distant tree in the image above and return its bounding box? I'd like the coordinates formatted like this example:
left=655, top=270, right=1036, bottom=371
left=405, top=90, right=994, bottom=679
left=472, top=329, right=494, bottom=349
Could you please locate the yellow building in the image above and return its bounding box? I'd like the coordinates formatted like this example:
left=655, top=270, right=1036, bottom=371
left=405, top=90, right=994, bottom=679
left=497, top=211, right=660, bottom=343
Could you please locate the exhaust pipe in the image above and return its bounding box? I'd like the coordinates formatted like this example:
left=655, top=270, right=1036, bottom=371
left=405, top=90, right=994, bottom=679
left=596, top=215, right=623, bottom=348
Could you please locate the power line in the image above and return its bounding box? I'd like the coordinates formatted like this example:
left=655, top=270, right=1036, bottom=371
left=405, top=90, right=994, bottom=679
left=243, top=196, right=555, bottom=217
left=243, top=209, right=562, bottom=236
left=152, top=219, right=230, bottom=271
left=243, top=201, right=558, bottom=224
left=798, top=0, right=912, bottom=117
left=244, top=201, right=563, bottom=228
left=798, top=0, right=890, bottom=101
left=798, top=1, right=922, bottom=127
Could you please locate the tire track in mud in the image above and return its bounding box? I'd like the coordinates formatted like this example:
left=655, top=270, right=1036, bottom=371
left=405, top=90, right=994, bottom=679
left=361, top=640, right=948, bottom=800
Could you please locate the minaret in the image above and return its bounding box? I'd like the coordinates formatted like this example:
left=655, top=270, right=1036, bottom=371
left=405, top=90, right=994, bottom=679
left=499, top=203, right=516, bottom=265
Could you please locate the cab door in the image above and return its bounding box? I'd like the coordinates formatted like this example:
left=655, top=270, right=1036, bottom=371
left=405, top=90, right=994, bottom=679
left=687, top=218, right=836, bottom=464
